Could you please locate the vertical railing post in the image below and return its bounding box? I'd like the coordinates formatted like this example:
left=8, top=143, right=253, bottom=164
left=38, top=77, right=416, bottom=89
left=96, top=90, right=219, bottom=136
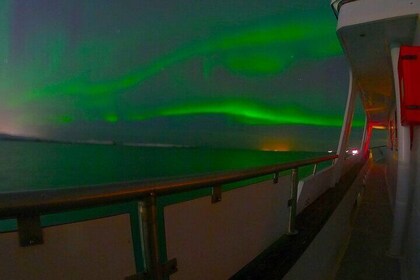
left=312, top=163, right=318, bottom=175
left=288, top=168, right=299, bottom=235
left=334, top=70, right=357, bottom=185
left=140, top=193, right=162, bottom=280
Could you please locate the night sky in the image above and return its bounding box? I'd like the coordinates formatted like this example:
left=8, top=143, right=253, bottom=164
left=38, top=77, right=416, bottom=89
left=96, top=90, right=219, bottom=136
left=0, top=0, right=366, bottom=151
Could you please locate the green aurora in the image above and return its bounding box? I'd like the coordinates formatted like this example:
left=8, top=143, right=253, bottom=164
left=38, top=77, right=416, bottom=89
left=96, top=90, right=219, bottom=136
left=129, top=101, right=362, bottom=127
left=34, top=16, right=346, bottom=127
left=31, top=17, right=341, bottom=98
left=0, top=1, right=364, bottom=149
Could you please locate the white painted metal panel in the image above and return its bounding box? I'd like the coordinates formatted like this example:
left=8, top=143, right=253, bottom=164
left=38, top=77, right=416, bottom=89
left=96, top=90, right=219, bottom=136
left=343, top=155, right=360, bottom=175
left=389, top=46, right=413, bottom=257
left=284, top=160, right=368, bottom=280
left=164, top=177, right=290, bottom=280
left=297, top=166, right=334, bottom=214
left=0, top=214, right=136, bottom=280
left=337, top=0, right=420, bottom=30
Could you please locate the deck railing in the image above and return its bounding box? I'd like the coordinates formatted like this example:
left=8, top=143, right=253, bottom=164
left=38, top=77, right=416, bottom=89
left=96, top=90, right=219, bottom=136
left=0, top=154, right=337, bottom=279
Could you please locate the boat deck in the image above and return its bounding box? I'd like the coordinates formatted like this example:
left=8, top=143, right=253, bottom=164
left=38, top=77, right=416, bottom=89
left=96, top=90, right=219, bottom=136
left=335, top=161, right=400, bottom=279
left=231, top=161, right=364, bottom=279
left=232, top=158, right=401, bottom=279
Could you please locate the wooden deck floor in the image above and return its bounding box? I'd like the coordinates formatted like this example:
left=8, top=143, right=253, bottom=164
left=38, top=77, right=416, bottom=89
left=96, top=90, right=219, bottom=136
left=335, top=162, right=400, bottom=279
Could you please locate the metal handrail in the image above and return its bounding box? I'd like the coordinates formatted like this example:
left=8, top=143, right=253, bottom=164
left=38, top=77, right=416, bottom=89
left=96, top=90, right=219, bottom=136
left=0, top=154, right=337, bottom=219
left=370, top=145, right=386, bottom=150
left=1, top=153, right=338, bottom=278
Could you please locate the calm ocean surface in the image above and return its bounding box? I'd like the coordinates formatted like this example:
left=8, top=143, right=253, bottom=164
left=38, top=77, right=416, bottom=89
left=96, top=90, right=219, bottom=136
left=0, top=140, right=328, bottom=192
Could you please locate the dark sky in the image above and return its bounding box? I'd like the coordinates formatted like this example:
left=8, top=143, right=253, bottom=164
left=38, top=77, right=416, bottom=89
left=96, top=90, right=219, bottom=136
left=0, top=0, right=366, bottom=151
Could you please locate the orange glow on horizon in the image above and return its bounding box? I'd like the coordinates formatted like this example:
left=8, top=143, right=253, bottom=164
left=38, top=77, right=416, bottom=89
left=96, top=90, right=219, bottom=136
left=260, top=139, right=292, bottom=152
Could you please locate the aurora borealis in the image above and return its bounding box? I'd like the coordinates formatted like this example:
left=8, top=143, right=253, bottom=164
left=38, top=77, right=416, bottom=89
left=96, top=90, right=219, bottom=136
left=0, top=0, right=365, bottom=151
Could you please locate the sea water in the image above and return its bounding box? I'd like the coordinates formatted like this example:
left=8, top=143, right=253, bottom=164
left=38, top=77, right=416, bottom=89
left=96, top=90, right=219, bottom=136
left=0, top=140, right=328, bottom=192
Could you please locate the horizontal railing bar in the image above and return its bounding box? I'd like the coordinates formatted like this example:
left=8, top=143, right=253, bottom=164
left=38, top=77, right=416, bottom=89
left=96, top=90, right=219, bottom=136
left=0, top=154, right=337, bottom=219
left=370, top=145, right=386, bottom=150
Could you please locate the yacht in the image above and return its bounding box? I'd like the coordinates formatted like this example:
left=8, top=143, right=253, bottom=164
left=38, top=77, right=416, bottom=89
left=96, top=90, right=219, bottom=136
left=0, top=0, right=419, bottom=279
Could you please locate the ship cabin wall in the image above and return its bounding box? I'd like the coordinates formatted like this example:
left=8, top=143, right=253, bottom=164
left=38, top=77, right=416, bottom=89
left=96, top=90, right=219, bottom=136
left=380, top=106, right=420, bottom=280
left=405, top=127, right=420, bottom=280
left=399, top=26, right=420, bottom=278
left=385, top=31, right=420, bottom=279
